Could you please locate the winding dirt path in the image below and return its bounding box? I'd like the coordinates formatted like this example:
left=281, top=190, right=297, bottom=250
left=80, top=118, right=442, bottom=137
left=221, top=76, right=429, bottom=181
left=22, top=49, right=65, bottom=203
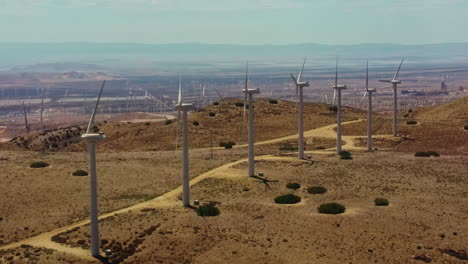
left=0, top=119, right=393, bottom=260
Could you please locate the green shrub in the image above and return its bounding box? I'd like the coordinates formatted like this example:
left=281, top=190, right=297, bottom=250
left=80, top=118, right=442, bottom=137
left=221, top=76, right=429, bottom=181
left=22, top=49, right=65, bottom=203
left=197, top=203, right=220, bottom=217
left=165, top=119, right=173, bottom=125
left=279, top=145, right=297, bottom=151
left=374, top=198, right=389, bottom=206
left=403, top=113, right=409, bottom=118
left=415, top=152, right=431, bottom=157
left=427, top=151, right=440, bottom=157
left=30, top=161, right=49, bottom=168
left=464, top=125, right=468, bottom=130
left=318, top=203, right=346, bottom=214
left=274, top=194, right=301, bottom=204
left=213, top=102, right=219, bottom=106
left=339, top=150, right=353, bottom=160
left=209, top=112, right=216, bottom=117
left=72, top=170, right=88, bottom=176
left=315, top=146, right=326, bottom=150
left=286, top=183, right=301, bottom=190
left=408, top=109, right=413, bottom=113
left=307, top=186, right=327, bottom=194
left=269, top=99, right=278, bottom=104
left=234, top=102, right=244, bottom=107
left=193, top=121, right=199, bottom=126
left=219, top=141, right=236, bottom=149
left=406, top=120, right=417, bottom=125
left=329, top=106, right=337, bottom=112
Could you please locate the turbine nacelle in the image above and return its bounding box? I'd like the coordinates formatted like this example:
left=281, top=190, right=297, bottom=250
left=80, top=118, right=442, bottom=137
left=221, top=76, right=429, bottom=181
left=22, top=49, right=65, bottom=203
left=176, top=102, right=195, bottom=110
left=366, top=88, right=377, bottom=93
left=333, top=84, right=347, bottom=90
left=243, top=88, right=261, bottom=95
left=81, top=133, right=106, bottom=142
left=297, top=81, right=310, bottom=87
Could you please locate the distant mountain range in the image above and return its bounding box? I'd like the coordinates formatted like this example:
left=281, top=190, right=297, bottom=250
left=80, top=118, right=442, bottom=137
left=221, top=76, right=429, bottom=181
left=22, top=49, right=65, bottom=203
left=1, top=42, right=467, bottom=62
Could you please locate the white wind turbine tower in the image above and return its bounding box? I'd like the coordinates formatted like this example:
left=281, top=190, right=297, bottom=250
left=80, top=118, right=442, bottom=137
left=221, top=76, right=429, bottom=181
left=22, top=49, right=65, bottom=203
left=289, top=58, right=310, bottom=159
left=175, top=74, right=194, bottom=207
left=81, top=81, right=106, bottom=257
left=379, top=58, right=404, bottom=137
left=333, top=59, right=347, bottom=154
left=360, top=61, right=377, bottom=151
left=242, top=62, right=260, bottom=177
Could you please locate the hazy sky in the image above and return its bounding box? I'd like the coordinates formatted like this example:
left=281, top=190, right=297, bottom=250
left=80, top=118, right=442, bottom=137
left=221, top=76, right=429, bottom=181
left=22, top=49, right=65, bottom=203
left=1, top=0, right=467, bottom=45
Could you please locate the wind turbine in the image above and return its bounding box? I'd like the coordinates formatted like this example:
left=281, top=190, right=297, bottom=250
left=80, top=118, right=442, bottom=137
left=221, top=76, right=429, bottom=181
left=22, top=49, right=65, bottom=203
left=81, top=81, right=106, bottom=257
left=40, top=88, right=45, bottom=131
left=242, top=63, right=260, bottom=177
left=360, top=61, right=377, bottom=151
left=22, top=101, right=30, bottom=134
left=379, top=58, right=404, bottom=137
left=175, top=74, right=194, bottom=207
left=333, top=59, right=347, bottom=154
left=289, top=58, right=310, bottom=159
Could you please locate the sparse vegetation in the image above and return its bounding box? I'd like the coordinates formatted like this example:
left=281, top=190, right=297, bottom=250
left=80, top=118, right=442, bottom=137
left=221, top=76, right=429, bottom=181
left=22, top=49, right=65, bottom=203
left=329, top=106, right=337, bottom=112
left=234, top=102, right=244, bottom=107
left=315, top=146, right=326, bottom=150
left=193, top=121, right=199, bottom=126
left=339, top=150, right=353, bottom=160
left=219, top=141, right=236, bottom=149
left=318, top=203, right=346, bottom=214
left=213, top=102, right=219, bottom=105
left=286, top=183, right=301, bottom=190
left=406, top=120, right=418, bottom=125
left=274, top=194, right=301, bottom=204
left=197, top=203, right=220, bottom=217
left=279, top=144, right=297, bottom=151
left=72, top=170, right=88, bottom=176
left=307, top=186, right=327, bottom=194
left=30, top=161, right=49, bottom=168
left=209, top=112, right=216, bottom=117
left=269, top=99, right=278, bottom=104
left=374, top=198, right=389, bottom=206
left=415, top=151, right=440, bottom=157
left=165, top=119, right=173, bottom=125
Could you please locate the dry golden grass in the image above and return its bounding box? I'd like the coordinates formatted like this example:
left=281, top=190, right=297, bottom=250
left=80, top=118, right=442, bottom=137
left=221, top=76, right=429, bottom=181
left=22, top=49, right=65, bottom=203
left=48, top=152, right=467, bottom=264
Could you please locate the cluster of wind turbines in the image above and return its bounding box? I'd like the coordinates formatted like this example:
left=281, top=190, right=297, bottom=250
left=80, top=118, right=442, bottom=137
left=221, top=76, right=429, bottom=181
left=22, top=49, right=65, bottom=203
left=290, top=58, right=405, bottom=155
left=76, top=58, right=405, bottom=258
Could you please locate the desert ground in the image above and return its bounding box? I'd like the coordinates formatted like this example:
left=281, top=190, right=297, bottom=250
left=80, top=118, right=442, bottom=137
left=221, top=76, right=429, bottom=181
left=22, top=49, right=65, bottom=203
left=0, top=97, right=467, bottom=264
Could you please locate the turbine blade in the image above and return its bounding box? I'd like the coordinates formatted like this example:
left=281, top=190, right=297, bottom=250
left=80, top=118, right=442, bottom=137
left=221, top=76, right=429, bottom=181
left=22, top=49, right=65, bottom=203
left=393, top=58, right=404, bottom=80
left=332, top=89, right=336, bottom=106
left=378, top=80, right=391, bottom=83
left=175, top=109, right=181, bottom=150
left=86, top=80, right=105, bottom=134
left=335, top=57, right=338, bottom=87
left=178, top=73, right=182, bottom=105
left=297, top=58, right=306, bottom=83
left=289, top=73, right=297, bottom=84
left=360, top=91, right=367, bottom=104
left=366, top=60, right=369, bottom=90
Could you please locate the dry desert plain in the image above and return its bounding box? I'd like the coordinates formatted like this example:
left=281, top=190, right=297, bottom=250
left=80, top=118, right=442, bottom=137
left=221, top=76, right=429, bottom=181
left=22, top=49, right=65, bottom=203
left=0, top=98, right=467, bottom=264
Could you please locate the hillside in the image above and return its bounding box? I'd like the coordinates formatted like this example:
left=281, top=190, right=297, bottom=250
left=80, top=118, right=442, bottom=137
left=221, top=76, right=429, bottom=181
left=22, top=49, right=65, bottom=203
left=412, top=96, right=467, bottom=120
left=3, top=99, right=366, bottom=152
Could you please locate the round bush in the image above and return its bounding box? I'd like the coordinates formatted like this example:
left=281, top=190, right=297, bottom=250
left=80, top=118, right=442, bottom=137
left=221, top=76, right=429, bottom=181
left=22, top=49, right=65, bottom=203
left=406, top=120, right=417, bottom=125
left=165, top=119, right=173, bottom=125
left=464, top=125, right=468, bottom=130
left=208, top=112, right=216, bottom=117
left=234, top=102, right=244, bottom=107
left=328, top=106, right=337, bottom=112
left=318, top=203, right=346, bottom=214
left=213, top=102, right=219, bottom=106
left=279, top=145, right=297, bottom=151
left=219, top=141, right=236, bottom=149
left=415, top=152, right=431, bottom=157
left=193, top=121, right=199, bottom=126
left=269, top=99, right=278, bottom=104
left=286, top=183, right=301, bottom=190
left=274, top=194, right=301, bottom=204
left=339, top=150, right=353, bottom=160
left=307, top=186, right=327, bottom=194
left=374, top=198, right=389, bottom=206
left=72, top=169, right=88, bottom=176
left=315, top=146, right=326, bottom=150
left=30, top=161, right=49, bottom=168
left=197, top=204, right=220, bottom=217
left=427, top=151, right=440, bottom=157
